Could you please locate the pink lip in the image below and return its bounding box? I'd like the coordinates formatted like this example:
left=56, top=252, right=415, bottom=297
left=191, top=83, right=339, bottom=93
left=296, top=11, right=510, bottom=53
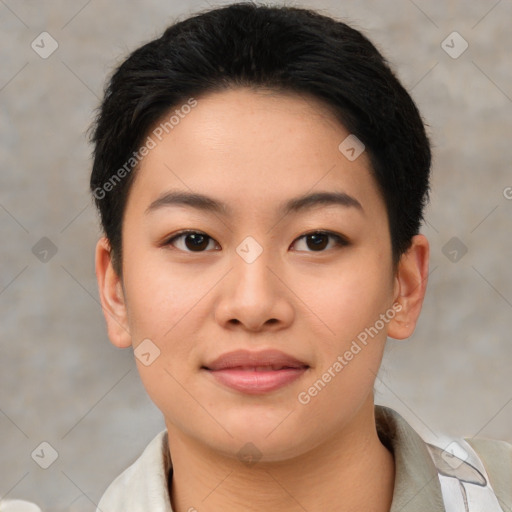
left=202, top=349, right=309, bottom=395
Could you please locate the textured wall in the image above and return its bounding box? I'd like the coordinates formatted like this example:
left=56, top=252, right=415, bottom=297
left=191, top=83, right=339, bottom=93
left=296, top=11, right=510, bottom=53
left=1, top=0, right=511, bottom=510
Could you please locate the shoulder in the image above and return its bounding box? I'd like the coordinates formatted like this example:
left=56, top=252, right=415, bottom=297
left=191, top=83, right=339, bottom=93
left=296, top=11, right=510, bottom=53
left=466, top=436, right=512, bottom=463
left=96, top=430, right=171, bottom=511
left=465, top=436, right=512, bottom=506
left=375, top=405, right=511, bottom=511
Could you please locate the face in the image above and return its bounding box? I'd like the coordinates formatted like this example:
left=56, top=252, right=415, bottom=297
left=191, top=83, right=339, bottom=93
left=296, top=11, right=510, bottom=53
left=97, top=87, right=426, bottom=462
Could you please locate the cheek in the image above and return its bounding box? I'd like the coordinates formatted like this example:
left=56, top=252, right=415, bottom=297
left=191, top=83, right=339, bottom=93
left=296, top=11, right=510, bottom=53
left=296, top=266, right=392, bottom=422
left=135, top=360, right=201, bottom=433
left=122, top=248, right=208, bottom=339
left=305, top=257, right=393, bottom=339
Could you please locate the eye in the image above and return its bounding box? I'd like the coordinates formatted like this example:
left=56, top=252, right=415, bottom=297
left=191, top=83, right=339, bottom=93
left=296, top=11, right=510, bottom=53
left=163, top=229, right=348, bottom=253
left=291, top=230, right=349, bottom=252
left=164, top=230, right=219, bottom=252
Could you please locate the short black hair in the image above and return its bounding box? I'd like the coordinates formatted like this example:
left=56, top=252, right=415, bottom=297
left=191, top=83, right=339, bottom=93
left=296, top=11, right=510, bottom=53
left=89, top=2, right=431, bottom=277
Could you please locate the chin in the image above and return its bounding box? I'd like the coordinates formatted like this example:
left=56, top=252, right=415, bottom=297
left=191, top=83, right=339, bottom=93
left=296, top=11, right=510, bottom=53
left=211, top=415, right=314, bottom=460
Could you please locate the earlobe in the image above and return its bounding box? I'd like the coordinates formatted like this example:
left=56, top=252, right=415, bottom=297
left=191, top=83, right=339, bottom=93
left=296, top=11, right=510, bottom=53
left=387, top=234, right=430, bottom=340
left=95, top=237, right=132, bottom=348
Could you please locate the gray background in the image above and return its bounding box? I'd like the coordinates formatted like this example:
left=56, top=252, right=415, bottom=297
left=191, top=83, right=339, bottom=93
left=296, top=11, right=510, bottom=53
left=1, top=0, right=511, bottom=510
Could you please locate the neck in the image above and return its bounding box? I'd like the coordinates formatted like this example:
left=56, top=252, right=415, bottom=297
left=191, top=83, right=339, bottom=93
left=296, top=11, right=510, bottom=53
left=166, top=399, right=395, bottom=512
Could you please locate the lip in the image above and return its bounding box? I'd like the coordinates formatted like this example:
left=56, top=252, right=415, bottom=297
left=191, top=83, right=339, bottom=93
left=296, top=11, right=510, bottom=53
left=204, top=349, right=309, bottom=371
left=202, top=349, right=309, bottom=395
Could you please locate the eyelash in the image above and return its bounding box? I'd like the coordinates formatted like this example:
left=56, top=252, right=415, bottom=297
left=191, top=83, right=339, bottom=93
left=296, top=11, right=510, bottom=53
left=163, top=229, right=349, bottom=253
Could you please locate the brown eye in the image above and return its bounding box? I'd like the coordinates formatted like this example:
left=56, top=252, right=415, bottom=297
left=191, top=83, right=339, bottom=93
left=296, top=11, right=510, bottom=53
left=165, top=230, right=348, bottom=253
left=305, top=232, right=329, bottom=251
left=165, top=231, right=218, bottom=252
left=291, top=231, right=348, bottom=252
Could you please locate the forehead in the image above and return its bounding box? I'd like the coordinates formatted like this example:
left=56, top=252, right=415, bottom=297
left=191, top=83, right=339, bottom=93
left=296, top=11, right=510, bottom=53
left=124, top=87, right=384, bottom=222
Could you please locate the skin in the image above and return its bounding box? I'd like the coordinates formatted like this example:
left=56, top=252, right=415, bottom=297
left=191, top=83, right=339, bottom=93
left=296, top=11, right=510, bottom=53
left=95, top=87, right=429, bottom=512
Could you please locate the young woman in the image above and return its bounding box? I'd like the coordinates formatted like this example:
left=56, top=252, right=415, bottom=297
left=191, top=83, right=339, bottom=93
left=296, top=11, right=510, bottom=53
left=90, top=3, right=512, bottom=511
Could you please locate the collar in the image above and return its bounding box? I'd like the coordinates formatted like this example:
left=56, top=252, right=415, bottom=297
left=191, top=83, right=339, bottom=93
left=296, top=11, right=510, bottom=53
left=97, top=405, right=446, bottom=511
left=376, top=405, right=445, bottom=512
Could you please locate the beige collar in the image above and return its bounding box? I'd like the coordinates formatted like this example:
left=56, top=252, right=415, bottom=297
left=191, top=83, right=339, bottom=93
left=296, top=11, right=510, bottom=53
left=97, top=405, right=446, bottom=512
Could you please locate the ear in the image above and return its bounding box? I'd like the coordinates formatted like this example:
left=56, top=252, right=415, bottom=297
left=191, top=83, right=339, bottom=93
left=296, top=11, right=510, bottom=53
left=95, top=236, right=132, bottom=348
left=387, top=234, right=429, bottom=340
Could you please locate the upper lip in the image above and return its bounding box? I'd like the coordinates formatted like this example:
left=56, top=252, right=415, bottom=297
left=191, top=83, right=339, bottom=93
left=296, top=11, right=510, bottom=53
left=203, top=349, right=309, bottom=371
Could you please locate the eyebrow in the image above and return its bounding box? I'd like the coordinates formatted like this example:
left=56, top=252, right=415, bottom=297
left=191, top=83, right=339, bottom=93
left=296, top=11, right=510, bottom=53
left=145, top=189, right=363, bottom=217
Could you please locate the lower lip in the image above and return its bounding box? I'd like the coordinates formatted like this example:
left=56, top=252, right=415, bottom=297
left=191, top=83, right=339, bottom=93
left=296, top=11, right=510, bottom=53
left=205, top=367, right=308, bottom=394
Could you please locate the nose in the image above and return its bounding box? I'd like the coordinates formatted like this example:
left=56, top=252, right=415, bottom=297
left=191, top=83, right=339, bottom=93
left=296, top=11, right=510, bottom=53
left=214, top=241, right=294, bottom=332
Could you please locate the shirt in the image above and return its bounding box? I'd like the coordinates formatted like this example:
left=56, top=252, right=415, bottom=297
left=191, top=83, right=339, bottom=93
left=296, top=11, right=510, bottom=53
left=96, top=405, right=512, bottom=511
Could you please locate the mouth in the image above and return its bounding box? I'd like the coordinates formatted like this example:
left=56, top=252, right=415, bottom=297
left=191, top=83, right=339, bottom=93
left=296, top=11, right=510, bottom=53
left=202, top=349, right=310, bottom=395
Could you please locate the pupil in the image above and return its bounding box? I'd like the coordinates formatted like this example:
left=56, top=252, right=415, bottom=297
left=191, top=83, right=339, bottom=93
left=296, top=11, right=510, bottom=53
left=186, top=234, right=208, bottom=251
left=308, top=233, right=327, bottom=251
